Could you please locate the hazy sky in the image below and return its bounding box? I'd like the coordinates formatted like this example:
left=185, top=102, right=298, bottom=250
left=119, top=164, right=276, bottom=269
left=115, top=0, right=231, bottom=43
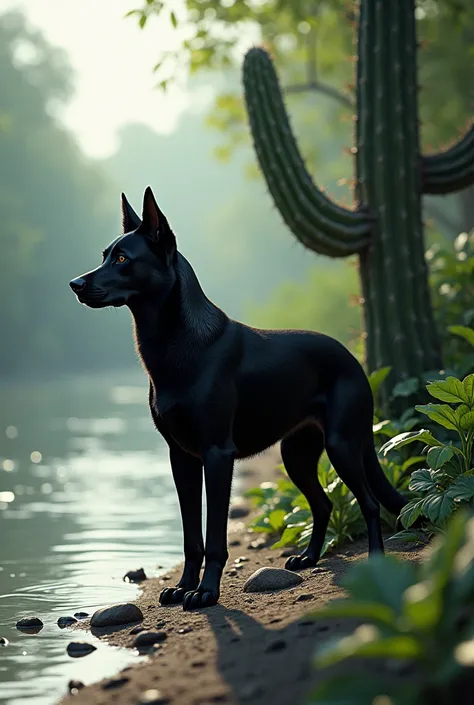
left=0, top=0, right=211, bottom=158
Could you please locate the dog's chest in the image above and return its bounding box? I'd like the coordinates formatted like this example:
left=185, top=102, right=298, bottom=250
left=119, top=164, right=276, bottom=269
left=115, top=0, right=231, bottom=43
left=150, top=389, right=201, bottom=456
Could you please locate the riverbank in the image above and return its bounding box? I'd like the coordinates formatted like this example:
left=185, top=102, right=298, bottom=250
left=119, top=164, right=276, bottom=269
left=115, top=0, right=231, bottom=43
left=57, top=447, right=427, bottom=705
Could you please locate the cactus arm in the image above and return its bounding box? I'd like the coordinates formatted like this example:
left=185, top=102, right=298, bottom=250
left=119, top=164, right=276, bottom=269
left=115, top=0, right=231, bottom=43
left=422, top=122, right=474, bottom=195
left=243, top=47, right=372, bottom=258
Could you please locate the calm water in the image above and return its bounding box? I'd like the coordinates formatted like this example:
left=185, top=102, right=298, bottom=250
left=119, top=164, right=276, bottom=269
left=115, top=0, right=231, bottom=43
left=0, top=371, right=184, bottom=705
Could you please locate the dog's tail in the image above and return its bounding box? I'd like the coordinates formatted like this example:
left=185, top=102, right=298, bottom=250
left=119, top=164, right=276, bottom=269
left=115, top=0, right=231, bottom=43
left=363, top=444, right=407, bottom=516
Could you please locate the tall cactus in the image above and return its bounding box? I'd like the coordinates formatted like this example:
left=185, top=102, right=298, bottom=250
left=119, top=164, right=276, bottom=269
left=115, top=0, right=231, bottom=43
left=243, top=1, right=474, bottom=398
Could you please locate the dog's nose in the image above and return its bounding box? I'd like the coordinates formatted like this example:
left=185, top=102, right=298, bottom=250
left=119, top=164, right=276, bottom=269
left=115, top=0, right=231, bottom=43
left=69, top=277, right=86, bottom=293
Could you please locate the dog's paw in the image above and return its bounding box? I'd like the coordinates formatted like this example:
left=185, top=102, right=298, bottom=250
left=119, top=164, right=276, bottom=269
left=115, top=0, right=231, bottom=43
left=182, top=588, right=218, bottom=611
left=159, top=587, right=188, bottom=605
left=285, top=554, right=318, bottom=571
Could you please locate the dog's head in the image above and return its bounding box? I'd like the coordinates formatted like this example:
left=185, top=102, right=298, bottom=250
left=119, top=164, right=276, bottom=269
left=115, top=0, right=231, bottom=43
left=69, top=187, right=177, bottom=309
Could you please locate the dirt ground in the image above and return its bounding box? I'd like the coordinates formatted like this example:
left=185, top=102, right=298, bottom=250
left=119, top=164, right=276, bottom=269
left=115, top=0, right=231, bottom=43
left=57, top=447, right=427, bottom=705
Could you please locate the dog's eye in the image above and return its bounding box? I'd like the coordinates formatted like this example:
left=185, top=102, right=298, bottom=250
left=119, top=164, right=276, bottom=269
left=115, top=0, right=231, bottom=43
left=115, top=254, right=127, bottom=264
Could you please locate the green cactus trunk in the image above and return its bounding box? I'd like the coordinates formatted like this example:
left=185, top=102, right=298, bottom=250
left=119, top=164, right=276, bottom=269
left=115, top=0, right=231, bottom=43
left=356, top=1, right=440, bottom=378
left=243, top=1, right=474, bottom=405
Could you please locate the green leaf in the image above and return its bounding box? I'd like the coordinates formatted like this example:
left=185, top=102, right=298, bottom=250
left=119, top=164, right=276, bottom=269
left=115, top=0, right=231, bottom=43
left=268, top=509, right=286, bottom=531
left=401, top=455, right=426, bottom=473
left=313, top=599, right=397, bottom=630
left=457, top=404, right=474, bottom=431
left=421, top=492, right=455, bottom=524
left=400, top=499, right=425, bottom=528
left=446, top=475, right=474, bottom=502
left=415, top=404, right=459, bottom=431
left=170, top=10, right=178, bottom=27
left=139, top=13, right=147, bottom=28
left=368, top=366, right=391, bottom=399
left=310, top=676, right=419, bottom=705
left=427, top=376, right=466, bottom=404
left=449, top=325, right=474, bottom=349
left=392, top=377, right=419, bottom=398
left=317, top=628, right=423, bottom=668
left=409, top=468, right=436, bottom=493
left=341, top=554, right=415, bottom=615
left=463, top=374, right=474, bottom=407
left=271, top=524, right=304, bottom=549
left=379, top=430, right=442, bottom=456
left=427, top=446, right=454, bottom=470
left=403, top=582, right=442, bottom=630
left=387, top=529, right=429, bottom=545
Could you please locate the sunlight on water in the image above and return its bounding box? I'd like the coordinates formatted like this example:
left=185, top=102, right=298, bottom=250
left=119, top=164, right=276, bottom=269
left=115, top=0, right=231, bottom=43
left=0, top=371, right=183, bottom=705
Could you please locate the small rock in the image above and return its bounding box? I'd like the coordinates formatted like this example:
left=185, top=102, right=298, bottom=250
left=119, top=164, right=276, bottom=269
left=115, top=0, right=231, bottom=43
left=295, top=593, right=314, bottom=602
left=229, top=539, right=241, bottom=547
left=16, top=617, right=43, bottom=632
left=248, top=538, right=266, bottom=550
left=235, top=565, right=244, bottom=570
left=265, top=639, right=287, bottom=653
left=226, top=569, right=237, bottom=576
left=137, top=689, right=169, bottom=705
left=124, top=568, right=147, bottom=583
left=311, top=566, right=328, bottom=575
left=244, top=567, right=303, bottom=593
left=178, top=627, right=193, bottom=634
left=67, top=641, right=97, bottom=658
left=134, top=631, right=167, bottom=648
left=0, top=637, right=9, bottom=646
left=102, top=676, right=129, bottom=690
left=240, top=683, right=263, bottom=701
left=57, top=616, right=78, bottom=629
left=234, top=556, right=249, bottom=564
left=74, top=612, right=89, bottom=620
left=229, top=503, right=249, bottom=519
left=130, top=626, right=144, bottom=635
left=91, top=603, right=143, bottom=628
left=68, top=680, right=85, bottom=694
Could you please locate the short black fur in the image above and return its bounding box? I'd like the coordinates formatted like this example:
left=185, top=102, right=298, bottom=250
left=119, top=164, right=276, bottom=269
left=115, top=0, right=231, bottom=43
left=70, top=187, right=408, bottom=611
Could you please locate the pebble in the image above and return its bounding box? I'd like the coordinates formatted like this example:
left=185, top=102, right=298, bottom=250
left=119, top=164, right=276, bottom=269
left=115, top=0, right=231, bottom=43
left=130, top=626, right=145, bottom=635
left=248, top=538, right=266, bottom=550
left=178, top=627, right=193, bottom=634
left=0, top=637, right=9, bottom=646
left=134, top=630, right=168, bottom=648
left=74, top=612, right=89, bottom=620
left=137, top=689, right=170, bottom=704
left=91, top=603, right=143, bottom=628
left=229, top=503, right=250, bottom=519
left=244, top=567, right=303, bottom=593
left=67, top=641, right=97, bottom=658
left=68, top=680, right=85, bottom=694
left=295, top=593, right=314, bottom=602
left=102, top=676, right=130, bottom=690
left=265, top=639, right=287, bottom=653
left=57, top=616, right=78, bottom=629
left=16, top=617, right=44, bottom=632
left=124, top=568, right=147, bottom=583
left=234, top=556, right=249, bottom=564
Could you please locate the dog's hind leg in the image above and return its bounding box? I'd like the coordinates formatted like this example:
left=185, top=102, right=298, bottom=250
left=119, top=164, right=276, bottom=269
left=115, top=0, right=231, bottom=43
left=281, top=425, right=333, bottom=572
left=159, top=444, right=204, bottom=605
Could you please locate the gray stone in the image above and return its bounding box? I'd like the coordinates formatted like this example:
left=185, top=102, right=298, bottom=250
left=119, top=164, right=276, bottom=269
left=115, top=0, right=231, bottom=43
left=74, top=612, right=89, bottom=620
left=57, top=616, right=78, bottom=629
left=243, top=567, right=303, bottom=593
left=137, top=688, right=170, bottom=704
left=123, top=568, right=147, bottom=583
left=91, top=602, right=143, bottom=628
left=66, top=641, right=97, bottom=658
left=295, top=593, right=314, bottom=602
left=0, top=637, right=8, bottom=646
left=16, top=616, right=43, bottom=632
left=68, top=680, right=85, bottom=694
left=229, top=503, right=250, bottom=519
left=134, top=630, right=167, bottom=648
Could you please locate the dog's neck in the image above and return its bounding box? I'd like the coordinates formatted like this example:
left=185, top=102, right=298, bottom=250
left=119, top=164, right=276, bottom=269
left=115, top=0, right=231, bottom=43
left=129, top=252, right=227, bottom=383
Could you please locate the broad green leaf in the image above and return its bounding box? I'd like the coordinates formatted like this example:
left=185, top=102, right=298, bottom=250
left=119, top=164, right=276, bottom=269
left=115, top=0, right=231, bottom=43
left=284, top=508, right=311, bottom=525
left=402, top=455, right=426, bottom=473
left=313, top=599, right=397, bottom=630
left=463, top=374, right=474, bottom=407
left=409, top=468, right=436, bottom=494
left=309, top=675, right=419, bottom=705
left=422, top=510, right=468, bottom=593
left=403, top=582, right=442, bottom=630
left=415, top=404, right=459, bottom=431
left=268, top=509, right=286, bottom=531
left=457, top=404, right=474, bottom=431
left=271, top=524, right=304, bottom=549
left=379, top=430, right=442, bottom=456
left=341, top=554, right=415, bottom=615
left=368, top=366, right=391, bottom=399
left=421, top=492, right=455, bottom=525
left=400, top=499, right=425, bottom=528
left=427, top=446, right=454, bottom=470
left=392, top=377, right=420, bottom=398
left=446, top=475, right=474, bottom=502
left=317, top=629, right=423, bottom=668
left=170, top=10, right=178, bottom=27
left=426, top=376, right=466, bottom=404
left=449, top=325, right=474, bottom=349
left=387, top=529, right=429, bottom=545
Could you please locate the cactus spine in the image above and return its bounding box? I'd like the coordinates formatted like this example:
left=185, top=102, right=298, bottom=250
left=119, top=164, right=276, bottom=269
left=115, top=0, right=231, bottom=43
left=243, top=1, right=474, bottom=394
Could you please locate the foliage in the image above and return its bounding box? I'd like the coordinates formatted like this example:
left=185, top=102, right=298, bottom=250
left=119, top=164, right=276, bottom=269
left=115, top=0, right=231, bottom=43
left=309, top=510, right=474, bottom=705
left=381, top=375, right=474, bottom=534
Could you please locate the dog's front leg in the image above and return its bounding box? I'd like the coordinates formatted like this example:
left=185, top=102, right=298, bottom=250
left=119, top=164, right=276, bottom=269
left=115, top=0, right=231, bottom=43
left=182, top=443, right=235, bottom=611
left=160, top=444, right=204, bottom=605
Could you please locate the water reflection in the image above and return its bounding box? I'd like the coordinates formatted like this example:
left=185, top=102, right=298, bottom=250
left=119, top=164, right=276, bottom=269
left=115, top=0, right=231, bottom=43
left=0, top=371, right=182, bottom=705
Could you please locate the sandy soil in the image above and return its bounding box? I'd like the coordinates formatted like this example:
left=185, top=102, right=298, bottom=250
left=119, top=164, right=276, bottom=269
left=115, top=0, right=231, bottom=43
left=57, top=447, right=427, bottom=705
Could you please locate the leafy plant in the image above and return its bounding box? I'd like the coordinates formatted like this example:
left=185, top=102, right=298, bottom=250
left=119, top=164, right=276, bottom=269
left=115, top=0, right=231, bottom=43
left=308, top=510, right=474, bottom=705
left=381, top=375, right=474, bottom=535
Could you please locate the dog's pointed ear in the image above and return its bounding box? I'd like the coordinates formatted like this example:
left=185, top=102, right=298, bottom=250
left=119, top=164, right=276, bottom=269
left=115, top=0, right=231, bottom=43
left=137, top=186, right=176, bottom=265
left=121, top=193, right=141, bottom=233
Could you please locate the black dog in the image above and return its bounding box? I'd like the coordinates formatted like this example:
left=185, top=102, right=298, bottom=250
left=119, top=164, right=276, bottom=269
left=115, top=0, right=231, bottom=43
left=70, top=187, right=407, bottom=611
